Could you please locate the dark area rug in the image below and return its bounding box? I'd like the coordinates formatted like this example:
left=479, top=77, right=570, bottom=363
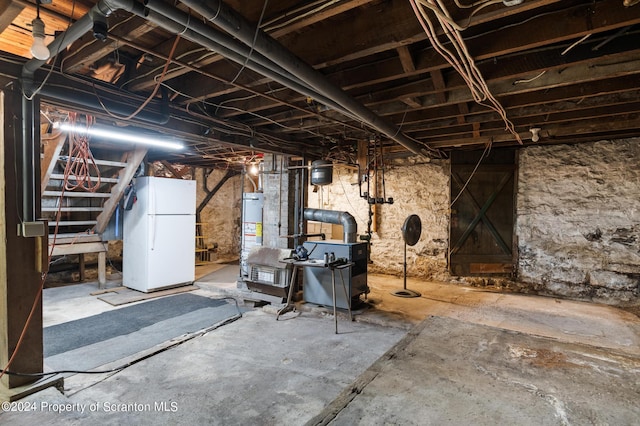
left=43, top=293, right=237, bottom=369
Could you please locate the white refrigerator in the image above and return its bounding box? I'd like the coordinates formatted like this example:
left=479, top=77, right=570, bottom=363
left=123, top=176, right=196, bottom=292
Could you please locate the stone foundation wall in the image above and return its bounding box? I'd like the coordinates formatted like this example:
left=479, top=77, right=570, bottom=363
left=307, top=159, right=450, bottom=280
left=306, top=139, right=639, bottom=305
left=516, top=139, right=640, bottom=304
left=195, top=168, right=245, bottom=257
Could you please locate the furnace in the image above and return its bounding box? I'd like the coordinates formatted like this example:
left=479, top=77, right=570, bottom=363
left=302, top=241, right=369, bottom=310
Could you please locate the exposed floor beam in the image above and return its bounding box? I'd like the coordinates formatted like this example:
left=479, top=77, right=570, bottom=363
left=0, top=0, right=24, bottom=33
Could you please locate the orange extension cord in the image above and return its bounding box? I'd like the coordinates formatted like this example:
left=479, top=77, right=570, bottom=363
left=63, top=113, right=101, bottom=193
left=0, top=116, right=98, bottom=381
left=1, top=34, right=182, bottom=381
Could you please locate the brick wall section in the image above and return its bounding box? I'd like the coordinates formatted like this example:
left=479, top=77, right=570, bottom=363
left=262, top=154, right=291, bottom=249
left=516, top=139, right=640, bottom=303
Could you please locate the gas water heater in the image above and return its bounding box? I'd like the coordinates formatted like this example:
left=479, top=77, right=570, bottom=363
left=240, top=192, right=264, bottom=277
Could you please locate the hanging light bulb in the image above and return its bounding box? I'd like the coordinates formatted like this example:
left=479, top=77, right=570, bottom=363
left=30, top=1, right=50, bottom=60
left=529, top=127, right=541, bottom=143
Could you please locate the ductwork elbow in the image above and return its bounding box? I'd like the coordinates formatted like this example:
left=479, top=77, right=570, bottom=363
left=22, top=0, right=137, bottom=89
left=303, top=208, right=357, bottom=244
left=90, top=0, right=137, bottom=41
left=100, top=0, right=135, bottom=13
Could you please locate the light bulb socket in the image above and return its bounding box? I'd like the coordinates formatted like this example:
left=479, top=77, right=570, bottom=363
left=529, top=127, right=541, bottom=143
left=30, top=17, right=50, bottom=60
left=31, top=17, right=45, bottom=38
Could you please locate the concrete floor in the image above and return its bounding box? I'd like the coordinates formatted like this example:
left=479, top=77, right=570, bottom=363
left=1, top=263, right=639, bottom=425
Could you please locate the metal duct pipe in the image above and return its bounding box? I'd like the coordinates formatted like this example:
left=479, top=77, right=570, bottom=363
left=22, top=0, right=138, bottom=85
left=142, top=1, right=352, bottom=120
left=304, top=208, right=357, bottom=244
left=21, top=0, right=171, bottom=124
left=39, top=84, right=170, bottom=125
left=180, top=0, right=429, bottom=158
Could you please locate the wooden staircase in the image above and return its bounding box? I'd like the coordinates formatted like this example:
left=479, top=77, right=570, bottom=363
left=41, top=132, right=147, bottom=286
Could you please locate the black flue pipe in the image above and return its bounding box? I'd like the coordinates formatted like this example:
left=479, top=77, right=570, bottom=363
left=304, top=208, right=357, bottom=244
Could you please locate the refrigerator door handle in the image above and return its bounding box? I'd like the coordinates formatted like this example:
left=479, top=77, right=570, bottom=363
left=149, top=179, right=156, bottom=250
left=150, top=214, right=156, bottom=251
left=150, top=179, right=156, bottom=215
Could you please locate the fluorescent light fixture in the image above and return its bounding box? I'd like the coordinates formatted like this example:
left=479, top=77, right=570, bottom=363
left=56, top=123, right=184, bottom=150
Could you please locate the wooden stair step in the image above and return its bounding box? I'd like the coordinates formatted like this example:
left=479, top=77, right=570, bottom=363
left=58, top=157, right=127, bottom=168
left=48, top=220, right=97, bottom=227
left=50, top=241, right=107, bottom=256
left=43, top=191, right=112, bottom=198
left=49, top=173, right=119, bottom=183
left=42, top=207, right=104, bottom=212
left=49, top=234, right=102, bottom=245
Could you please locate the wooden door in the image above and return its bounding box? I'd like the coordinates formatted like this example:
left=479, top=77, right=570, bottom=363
left=449, top=149, right=516, bottom=276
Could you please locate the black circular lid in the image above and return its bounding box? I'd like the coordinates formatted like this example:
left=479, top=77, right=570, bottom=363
left=402, top=214, right=422, bottom=246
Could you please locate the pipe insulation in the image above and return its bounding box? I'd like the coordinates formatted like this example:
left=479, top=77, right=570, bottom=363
left=304, top=208, right=357, bottom=244
left=142, top=1, right=354, bottom=120
left=179, top=0, right=430, bottom=157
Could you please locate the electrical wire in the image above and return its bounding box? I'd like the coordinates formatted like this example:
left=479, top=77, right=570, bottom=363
left=43, top=12, right=364, bottom=146
left=22, top=61, right=56, bottom=101
left=229, top=0, right=269, bottom=85
left=513, top=70, right=546, bottom=85
left=165, top=82, right=332, bottom=141
left=410, top=0, right=522, bottom=144
left=214, top=93, right=257, bottom=115
left=449, top=140, right=491, bottom=207
left=1, top=102, right=104, bottom=381
left=63, top=112, right=101, bottom=192
left=10, top=22, right=56, bottom=37
left=561, top=33, right=591, bottom=56
left=336, top=169, right=367, bottom=225
left=0, top=141, right=69, bottom=382
left=22, top=0, right=77, bottom=101
left=263, top=0, right=341, bottom=32
left=391, top=109, right=409, bottom=138
left=58, top=13, right=138, bottom=80
left=92, top=34, right=182, bottom=121
left=415, top=0, right=502, bottom=31
left=453, top=0, right=494, bottom=8
left=0, top=115, right=66, bottom=381
left=106, top=255, right=123, bottom=276
left=11, top=115, right=24, bottom=225
left=184, top=101, right=255, bottom=136
left=117, top=47, right=211, bottom=90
